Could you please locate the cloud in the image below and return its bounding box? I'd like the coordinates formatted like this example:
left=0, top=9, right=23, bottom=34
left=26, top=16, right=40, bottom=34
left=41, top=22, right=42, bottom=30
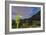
left=12, top=6, right=40, bottom=20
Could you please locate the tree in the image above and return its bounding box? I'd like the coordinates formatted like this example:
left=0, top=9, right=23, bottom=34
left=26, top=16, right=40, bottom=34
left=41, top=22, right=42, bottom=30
left=16, top=15, right=20, bottom=28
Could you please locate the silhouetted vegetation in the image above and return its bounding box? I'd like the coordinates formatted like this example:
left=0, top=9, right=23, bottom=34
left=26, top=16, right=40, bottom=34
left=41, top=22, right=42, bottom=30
left=12, top=11, right=41, bottom=29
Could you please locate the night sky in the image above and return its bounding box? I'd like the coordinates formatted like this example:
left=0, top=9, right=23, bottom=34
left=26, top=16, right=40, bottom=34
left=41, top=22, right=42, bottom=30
left=12, top=6, right=40, bottom=20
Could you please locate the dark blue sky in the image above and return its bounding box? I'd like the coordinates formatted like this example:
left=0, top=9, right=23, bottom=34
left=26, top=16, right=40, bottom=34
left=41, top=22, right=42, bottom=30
left=12, top=6, right=40, bottom=20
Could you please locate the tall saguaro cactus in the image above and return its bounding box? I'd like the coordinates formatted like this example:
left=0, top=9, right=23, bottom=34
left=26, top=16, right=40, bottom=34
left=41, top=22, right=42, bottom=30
left=16, top=15, right=20, bottom=28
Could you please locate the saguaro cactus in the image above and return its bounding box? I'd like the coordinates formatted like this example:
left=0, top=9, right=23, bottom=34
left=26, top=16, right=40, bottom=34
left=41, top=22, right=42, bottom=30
left=16, top=15, right=20, bottom=28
